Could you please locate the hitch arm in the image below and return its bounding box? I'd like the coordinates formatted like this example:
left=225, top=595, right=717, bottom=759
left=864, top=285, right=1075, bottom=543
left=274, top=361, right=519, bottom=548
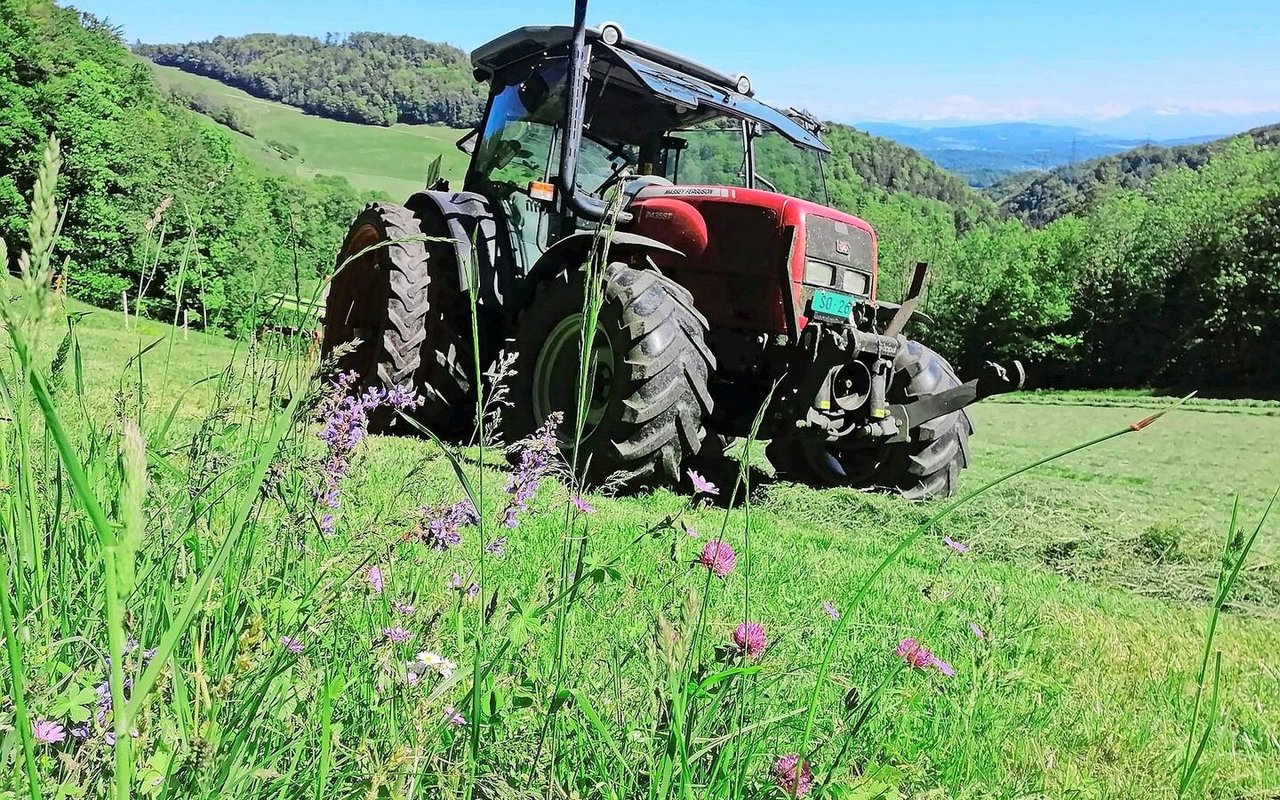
left=886, top=360, right=1025, bottom=441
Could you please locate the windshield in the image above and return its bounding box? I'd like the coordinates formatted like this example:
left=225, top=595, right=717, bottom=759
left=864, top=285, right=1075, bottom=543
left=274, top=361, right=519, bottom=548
left=662, top=120, right=829, bottom=205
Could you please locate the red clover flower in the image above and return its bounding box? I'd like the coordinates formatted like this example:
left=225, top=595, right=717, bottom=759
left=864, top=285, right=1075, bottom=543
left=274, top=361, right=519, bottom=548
left=896, top=637, right=955, bottom=677
left=698, top=540, right=737, bottom=577
left=773, top=753, right=814, bottom=797
left=732, top=621, right=767, bottom=660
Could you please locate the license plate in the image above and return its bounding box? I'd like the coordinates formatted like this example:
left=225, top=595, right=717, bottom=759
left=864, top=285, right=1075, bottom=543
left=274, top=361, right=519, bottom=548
left=810, top=289, right=854, bottom=320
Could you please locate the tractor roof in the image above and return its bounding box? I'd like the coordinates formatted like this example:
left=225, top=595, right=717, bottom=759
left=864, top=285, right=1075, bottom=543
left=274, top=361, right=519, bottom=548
left=471, top=25, right=830, bottom=153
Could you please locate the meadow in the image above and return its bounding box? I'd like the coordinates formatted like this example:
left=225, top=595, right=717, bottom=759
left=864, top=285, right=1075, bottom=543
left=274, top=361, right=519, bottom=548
left=147, top=63, right=470, bottom=199
left=1, top=147, right=1277, bottom=800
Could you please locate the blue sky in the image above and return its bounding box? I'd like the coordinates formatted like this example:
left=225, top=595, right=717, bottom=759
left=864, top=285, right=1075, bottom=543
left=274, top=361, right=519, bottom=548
left=79, top=0, right=1280, bottom=137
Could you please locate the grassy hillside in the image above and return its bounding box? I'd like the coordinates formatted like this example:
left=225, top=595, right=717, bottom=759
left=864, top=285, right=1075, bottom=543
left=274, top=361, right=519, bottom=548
left=142, top=48, right=998, bottom=227
left=148, top=63, right=470, bottom=199
left=986, top=122, right=1280, bottom=226
left=8, top=276, right=1279, bottom=797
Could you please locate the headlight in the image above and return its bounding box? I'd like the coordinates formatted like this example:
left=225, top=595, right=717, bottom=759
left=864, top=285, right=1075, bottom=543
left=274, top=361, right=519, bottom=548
left=804, top=259, right=871, bottom=297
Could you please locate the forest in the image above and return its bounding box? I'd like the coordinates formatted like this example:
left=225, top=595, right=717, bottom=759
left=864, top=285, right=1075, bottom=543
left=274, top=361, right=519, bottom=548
left=135, top=33, right=486, bottom=128
left=0, top=0, right=378, bottom=335
left=5, top=2, right=1279, bottom=391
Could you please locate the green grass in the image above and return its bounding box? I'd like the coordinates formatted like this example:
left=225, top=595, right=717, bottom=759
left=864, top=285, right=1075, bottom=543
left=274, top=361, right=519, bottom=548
left=2, top=147, right=1277, bottom=797
left=6, top=277, right=1277, bottom=798
left=146, top=63, right=471, bottom=199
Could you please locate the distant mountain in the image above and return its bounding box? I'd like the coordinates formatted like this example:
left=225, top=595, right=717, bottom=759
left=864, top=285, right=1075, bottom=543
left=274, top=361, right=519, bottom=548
left=856, top=122, right=1215, bottom=187
left=983, top=122, right=1280, bottom=226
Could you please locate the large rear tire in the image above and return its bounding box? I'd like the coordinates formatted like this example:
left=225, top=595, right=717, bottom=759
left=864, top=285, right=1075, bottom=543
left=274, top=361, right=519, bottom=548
left=321, top=202, right=472, bottom=435
left=767, top=340, right=972, bottom=501
left=504, top=263, right=714, bottom=488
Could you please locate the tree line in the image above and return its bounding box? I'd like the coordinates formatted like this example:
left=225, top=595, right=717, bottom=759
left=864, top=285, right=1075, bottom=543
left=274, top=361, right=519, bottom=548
left=986, top=123, right=1280, bottom=227
left=135, top=33, right=486, bottom=128
left=1, top=0, right=378, bottom=336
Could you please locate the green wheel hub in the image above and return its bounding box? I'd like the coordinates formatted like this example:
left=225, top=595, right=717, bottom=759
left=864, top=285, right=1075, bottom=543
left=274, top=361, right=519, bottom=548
left=531, top=315, right=616, bottom=440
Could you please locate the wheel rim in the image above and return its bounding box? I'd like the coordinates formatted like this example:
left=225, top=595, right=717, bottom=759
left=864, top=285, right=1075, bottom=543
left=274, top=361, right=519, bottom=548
left=532, top=315, right=616, bottom=442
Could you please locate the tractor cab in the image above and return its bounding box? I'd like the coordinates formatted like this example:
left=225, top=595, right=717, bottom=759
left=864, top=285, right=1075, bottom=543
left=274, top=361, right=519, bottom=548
left=464, top=21, right=834, bottom=276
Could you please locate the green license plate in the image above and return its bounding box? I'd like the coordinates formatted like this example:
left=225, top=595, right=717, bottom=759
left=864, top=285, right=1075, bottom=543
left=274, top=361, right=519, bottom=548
left=810, top=289, right=854, bottom=320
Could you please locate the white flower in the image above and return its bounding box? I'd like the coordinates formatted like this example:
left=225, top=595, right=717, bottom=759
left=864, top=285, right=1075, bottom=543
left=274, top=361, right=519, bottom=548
left=407, top=650, right=456, bottom=683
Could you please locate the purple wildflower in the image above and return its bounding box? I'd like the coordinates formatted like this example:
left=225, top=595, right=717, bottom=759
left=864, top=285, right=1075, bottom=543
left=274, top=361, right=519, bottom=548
left=943, top=536, right=969, bottom=554
left=382, top=627, right=412, bottom=644
left=366, top=566, right=385, bottom=594
left=314, top=373, right=420, bottom=527
left=103, top=728, right=139, bottom=746
left=823, top=600, right=840, bottom=620
left=697, top=540, right=737, bottom=577
left=687, top=469, right=719, bottom=496
left=281, top=636, right=304, bottom=655
left=444, top=706, right=467, bottom=727
left=70, top=724, right=90, bottom=740
left=731, top=621, right=767, bottom=660
left=969, top=622, right=986, bottom=639
left=572, top=496, right=596, bottom=514
left=465, top=582, right=480, bottom=600
left=896, top=637, right=955, bottom=677
left=32, top=719, right=65, bottom=745
left=411, top=500, right=477, bottom=550
left=485, top=537, right=507, bottom=558
left=393, top=602, right=415, bottom=615
left=447, top=573, right=465, bottom=590
left=773, top=754, right=813, bottom=798
left=502, top=412, right=562, bottom=527
left=320, top=513, right=335, bottom=534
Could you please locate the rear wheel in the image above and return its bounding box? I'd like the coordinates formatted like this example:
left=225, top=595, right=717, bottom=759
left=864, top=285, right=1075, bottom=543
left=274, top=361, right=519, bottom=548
left=767, top=340, right=972, bottom=500
left=321, top=202, right=472, bottom=435
left=504, top=263, right=714, bottom=487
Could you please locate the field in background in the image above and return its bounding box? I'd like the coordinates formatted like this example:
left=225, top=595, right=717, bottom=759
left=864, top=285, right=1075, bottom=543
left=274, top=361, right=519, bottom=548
left=147, top=63, right=470, bottom=199
left=52, top=292, right=1280, bottom=797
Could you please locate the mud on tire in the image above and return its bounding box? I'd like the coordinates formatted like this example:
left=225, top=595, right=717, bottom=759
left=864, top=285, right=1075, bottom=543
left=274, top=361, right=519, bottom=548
left=321, top=202, right=473, bottom=436
left=766, top=339, right=972, bottom=501
left=504, top=263, right=714, bottom=488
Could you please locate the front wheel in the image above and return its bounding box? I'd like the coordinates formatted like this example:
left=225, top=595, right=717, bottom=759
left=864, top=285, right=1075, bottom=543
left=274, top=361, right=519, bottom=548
left=767, top=340, right=972, bottom=501
left=504, top=263, right=714, bottom=488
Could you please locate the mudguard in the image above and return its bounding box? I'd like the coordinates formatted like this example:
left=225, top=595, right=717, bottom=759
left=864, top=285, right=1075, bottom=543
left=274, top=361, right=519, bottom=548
left=523, top=230, right=683, bottom=291
left=404, top=190, right=508, bottom=308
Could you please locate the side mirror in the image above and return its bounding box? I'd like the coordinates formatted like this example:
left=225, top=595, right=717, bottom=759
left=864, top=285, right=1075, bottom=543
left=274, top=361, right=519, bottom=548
left=455, top=129, right=478, bottom=156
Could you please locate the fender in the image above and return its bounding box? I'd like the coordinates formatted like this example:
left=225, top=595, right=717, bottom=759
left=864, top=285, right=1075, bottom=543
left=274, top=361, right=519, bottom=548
left=404, top=190, right=509, bottom=309
left=523, top=230, right=684, bottom=292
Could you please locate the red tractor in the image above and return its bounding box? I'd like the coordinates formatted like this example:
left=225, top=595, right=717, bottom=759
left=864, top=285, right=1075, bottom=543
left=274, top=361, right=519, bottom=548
left=322, top=3, right=1023, bottom=499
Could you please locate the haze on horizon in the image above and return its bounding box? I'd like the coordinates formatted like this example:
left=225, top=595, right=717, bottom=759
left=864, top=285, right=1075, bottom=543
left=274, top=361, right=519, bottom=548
left=77, top=0, right=1280, bottom=139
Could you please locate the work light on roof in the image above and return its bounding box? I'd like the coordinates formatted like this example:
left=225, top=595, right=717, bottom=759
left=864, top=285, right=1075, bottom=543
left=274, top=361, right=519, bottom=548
left=734, top=74, right=752, bottom=96
left=599, top=22, right=624, bottom=46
